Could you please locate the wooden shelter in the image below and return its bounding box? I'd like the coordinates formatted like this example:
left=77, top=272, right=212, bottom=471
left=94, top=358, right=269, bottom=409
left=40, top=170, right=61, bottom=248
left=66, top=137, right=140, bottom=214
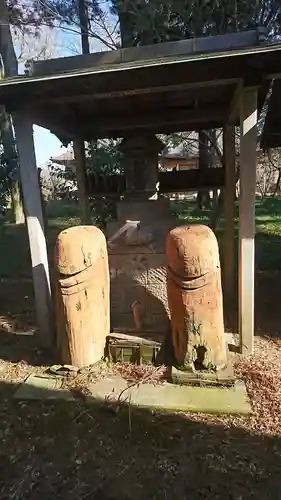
left=1, top=28, right=281, bottom=352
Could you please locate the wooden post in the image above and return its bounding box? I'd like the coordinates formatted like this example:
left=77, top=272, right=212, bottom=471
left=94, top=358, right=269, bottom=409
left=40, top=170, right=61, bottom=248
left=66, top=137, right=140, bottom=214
left=74, top=1, right=91, bottom=226
left=239, top=88, right=257, bottom=355
left=13, top=113, right=53, bottom=347
left=73, top=139, right=91, bottom=224
left=38, top=168, right=47, bottom=233
left=223, top=125, right=236, bottom=310
left=198, top=130, right=211, bottom=209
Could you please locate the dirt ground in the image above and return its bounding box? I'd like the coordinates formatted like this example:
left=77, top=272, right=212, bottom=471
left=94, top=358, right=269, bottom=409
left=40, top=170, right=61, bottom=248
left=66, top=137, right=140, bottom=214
left=0, top=273, right=281, bottom=499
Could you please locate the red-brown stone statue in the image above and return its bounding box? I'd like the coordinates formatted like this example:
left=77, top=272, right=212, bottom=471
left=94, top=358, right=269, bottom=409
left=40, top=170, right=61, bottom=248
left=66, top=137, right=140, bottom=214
left=166, top=224, right=227, bottom=372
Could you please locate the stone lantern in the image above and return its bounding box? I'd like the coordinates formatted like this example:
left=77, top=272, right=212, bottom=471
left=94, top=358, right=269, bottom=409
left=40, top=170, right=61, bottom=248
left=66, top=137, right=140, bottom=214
left=119, top=134, right=165, bottom=200
left=107, top=133, right=176, bottom=334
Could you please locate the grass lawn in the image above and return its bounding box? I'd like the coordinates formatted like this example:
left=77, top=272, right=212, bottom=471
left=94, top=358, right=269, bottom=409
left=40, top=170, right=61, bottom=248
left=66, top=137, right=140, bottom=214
left=172, top=196, right=281, bottom=272
left=0, top=197, right=281, bottom=499
left=1, top=196, right=281, bottom=278
left=0, top=200, right=81, bottom=278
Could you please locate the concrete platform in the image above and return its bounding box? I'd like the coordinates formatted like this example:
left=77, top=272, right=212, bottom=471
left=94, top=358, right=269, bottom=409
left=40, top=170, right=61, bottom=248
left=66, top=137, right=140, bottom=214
left=13, top=374, right=251, bottom=415
left=87, top=376, right=251, bottom=415
left=13, top=375, right=75, bottom=401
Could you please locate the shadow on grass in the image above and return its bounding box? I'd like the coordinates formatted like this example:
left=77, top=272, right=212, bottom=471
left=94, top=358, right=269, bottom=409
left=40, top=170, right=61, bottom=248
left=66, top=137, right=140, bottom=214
left=221, top=230, right=281, bottom=339
left=0, top=222, right=31, bottom=278
left=258, top=196, right=281, bottom=214
left=255, top=271, right=281, bottom=340
left=0, top=331, right=55, bottom=366
left=0, top=379, right=280, bottom=499
left=1, top=196, right=280, bottom=276
left=173, top=199, right=281, bottom=340
left=0, top=200, right=81, bottom=279
left=256, top=231, right=281, bottom=271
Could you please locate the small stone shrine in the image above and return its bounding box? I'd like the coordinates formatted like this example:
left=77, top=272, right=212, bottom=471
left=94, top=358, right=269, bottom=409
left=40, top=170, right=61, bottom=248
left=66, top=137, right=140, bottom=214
left=107, top=134, right=175, bottom=334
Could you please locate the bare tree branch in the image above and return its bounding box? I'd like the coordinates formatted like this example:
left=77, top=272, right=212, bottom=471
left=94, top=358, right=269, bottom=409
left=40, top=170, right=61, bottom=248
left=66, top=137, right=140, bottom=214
left=267, top=149, right=281, bottom=171
left=35, top=0, right=119, bottom=51
left=13, top=26, right=59, bottom=64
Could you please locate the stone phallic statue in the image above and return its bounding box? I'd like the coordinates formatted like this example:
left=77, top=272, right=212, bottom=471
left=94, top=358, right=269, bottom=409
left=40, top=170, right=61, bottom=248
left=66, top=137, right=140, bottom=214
left=166, top=224, right=228, bottom=372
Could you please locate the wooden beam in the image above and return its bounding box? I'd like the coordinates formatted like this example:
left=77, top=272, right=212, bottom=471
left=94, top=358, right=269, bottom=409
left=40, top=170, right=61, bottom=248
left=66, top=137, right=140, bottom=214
left=87, top=168, right=225, bottom=195
left=49, top=119, right=227, bottom=141
left=161, top=168, right=225, bottom=193
left=81, top=107, right=225, bottom=131
left=73, top=140, right=92, bottom=224
left=238, top=87, right=257, bottom=355
left=227, top=82, right=243, bottom=124
left=26, top=103, right=226, bottom=141
left=12, top=113, right=54, bottom=347
left=29, top=78, right=237, bottom=106
left=29, top=108, right=78, bottom=139
left=109, top=331, right=162, bottom=347
left=223, top=125, right=236, bottom=310
left=76, top=107, right=226, bottom=139
left=3, top=61, right=245, bottom=113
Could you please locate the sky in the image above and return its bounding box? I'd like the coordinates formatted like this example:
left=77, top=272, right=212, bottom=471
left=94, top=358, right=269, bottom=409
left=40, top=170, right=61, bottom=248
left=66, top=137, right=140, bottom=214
left=31, top=30, right=80, bottom=167
left=33, top=125, right=67, bottom=167
left=23, top=20, right=114, bottom=168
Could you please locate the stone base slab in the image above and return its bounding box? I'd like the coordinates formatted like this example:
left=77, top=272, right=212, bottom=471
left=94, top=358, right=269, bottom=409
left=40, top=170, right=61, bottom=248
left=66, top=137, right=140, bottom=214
left=13, top=375, right=75, bottom=401
left=170, top=362, right=235, bottom=387
left=13, top=374, right=251, bottom=416
left=86, top=376, right=251, bottom=415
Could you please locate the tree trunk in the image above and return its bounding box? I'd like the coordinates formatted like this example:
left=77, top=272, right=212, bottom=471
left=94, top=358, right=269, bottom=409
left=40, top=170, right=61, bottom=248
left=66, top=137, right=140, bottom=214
left=212, top=189, right=218, bottom=204
left=0, top=0, right=18, bottom=78
left=273, top=169, right=281, bottom=197
left=1, top=111, right=21, bottom=218
left=0, top=0, right=22, bottom=222
left=11, top=180, right=25, bottom=224
left=78, top=0, right=90, bottom=54
left=38, top=168, right=47, bottom=232
left=116, top=2, right=135, bottom=48
left=210, top=167, right=239, bottom=233
left=209, top=190, right=224, bottom=232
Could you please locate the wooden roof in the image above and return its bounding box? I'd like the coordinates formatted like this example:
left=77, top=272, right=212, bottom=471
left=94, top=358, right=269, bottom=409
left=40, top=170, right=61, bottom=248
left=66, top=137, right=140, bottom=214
left=1, top=29, right=281, bottom=141
left=50, top=150, right=75, bottom=166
